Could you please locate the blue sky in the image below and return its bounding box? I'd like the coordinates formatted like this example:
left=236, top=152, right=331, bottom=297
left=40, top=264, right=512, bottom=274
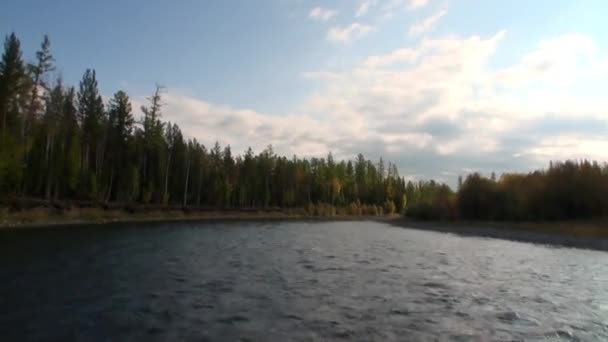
left=2, top=0, right=607, bottom=183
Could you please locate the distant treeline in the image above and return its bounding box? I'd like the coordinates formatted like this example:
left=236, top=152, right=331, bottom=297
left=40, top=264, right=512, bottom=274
left=406, top=160, right=608, bottom=221
left=1, top=32, right=444, bottom=214
left=2, top=32, right=604, bottom=221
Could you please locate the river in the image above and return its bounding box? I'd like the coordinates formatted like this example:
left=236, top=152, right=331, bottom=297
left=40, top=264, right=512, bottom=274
left=1, top=221, right=607, bottom=341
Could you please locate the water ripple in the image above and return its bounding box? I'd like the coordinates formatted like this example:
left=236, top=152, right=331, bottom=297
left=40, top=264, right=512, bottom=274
left=0, top=220, right=607, bottom=341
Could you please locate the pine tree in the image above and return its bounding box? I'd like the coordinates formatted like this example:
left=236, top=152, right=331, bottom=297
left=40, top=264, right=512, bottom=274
left=105, top=90, right=134, bottom=201
left=0, top=32, right=27, bottom=136
left=77, top=69, right=105, bottom=198
left=25, top=35, right=55, bottom=149
left=41, top=80, right=65, bottom=198
left=22, top=35, right=55, bottom=195
left=139, top=85, right=165, bottom=203
left=0, top=32, right=27, bottom=193
left=57, top=87, right=81, bottom=198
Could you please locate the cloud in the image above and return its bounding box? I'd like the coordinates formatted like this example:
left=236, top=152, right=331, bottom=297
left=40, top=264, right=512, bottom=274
left=355, top=0, right=377, bottom=17
left=302, top=30, right=608, bottom=183
left=327, top=23, right=376, bottom=44
left=383, top=0, right=431, bottom=16
left=408, top=0, right=430, bottom=10
left=363, top=48, right=420, bottom=67
left=409, top=10, right=446, bottom=37
left=156, top=93, right=335, bottom=158
left=491, top=33, right=598, bottom=90
left=309, top=7, right=338, bottom=21
left=150, top=30, right=607, bottom=187
left=354, top=0, right=429, bottom=19
left=524, top=135, right=608, bottom=162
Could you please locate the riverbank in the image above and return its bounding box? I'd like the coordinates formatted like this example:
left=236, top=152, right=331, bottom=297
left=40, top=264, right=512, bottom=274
left=3, top=205, right=608, bottom=251
left=0, top=205, right=398, bottom=229
left=390, top=219, right=608, bottom=251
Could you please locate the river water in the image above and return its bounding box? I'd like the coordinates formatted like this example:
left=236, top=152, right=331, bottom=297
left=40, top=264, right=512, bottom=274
left=1, top=221, right=607, bottom=341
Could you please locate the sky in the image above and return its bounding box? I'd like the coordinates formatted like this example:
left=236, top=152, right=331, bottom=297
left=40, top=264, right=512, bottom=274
left=2, top=0, right=608, bottom=185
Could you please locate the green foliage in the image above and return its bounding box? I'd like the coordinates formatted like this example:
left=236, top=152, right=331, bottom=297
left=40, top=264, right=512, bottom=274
left=0, top=133, right=23, bottom=193
left=0, top=33, right=28, bottom=193
left=0, top=32, right=27, bottom=137
left=105, top=90, right=135, bottom=202
left=72, top=69, right=105, bottom=201
left=403, top=180, right=457, bottom=220
left=457, top=173, right=502, bottom=220
left=405, top=160, right=608, bottom=221
left=457, top=161, right=608, bottom=221
left=383, top=200, right=396, bottom=215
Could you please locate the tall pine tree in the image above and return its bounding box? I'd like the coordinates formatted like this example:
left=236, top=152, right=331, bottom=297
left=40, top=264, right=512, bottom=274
left=77, top=69, right=105, bottom=198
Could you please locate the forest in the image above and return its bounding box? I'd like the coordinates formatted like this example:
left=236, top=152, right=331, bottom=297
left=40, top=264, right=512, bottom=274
left=2, top=32, right=607, bottom=222
left=0, top=32, right=431, bottom=215
left=406, top=161, right=608, bottom=221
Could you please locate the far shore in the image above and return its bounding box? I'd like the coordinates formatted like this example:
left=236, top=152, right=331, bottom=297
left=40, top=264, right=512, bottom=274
left=390, top=219, right=608, bottom=251
left=2, top=206, right=608, bottom=251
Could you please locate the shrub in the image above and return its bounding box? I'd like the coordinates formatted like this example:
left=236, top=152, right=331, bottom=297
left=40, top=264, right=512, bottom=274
left=383, top=200, right=396, bottom=215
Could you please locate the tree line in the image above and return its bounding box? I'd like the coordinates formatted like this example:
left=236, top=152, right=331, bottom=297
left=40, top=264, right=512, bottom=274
left=1, top=32, right=435, bottom=215
left=406, top=160, right=608, bottom=221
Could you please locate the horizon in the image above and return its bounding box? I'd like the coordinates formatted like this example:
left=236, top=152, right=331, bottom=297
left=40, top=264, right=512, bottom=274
left=2, top=0, right=607, bottom=186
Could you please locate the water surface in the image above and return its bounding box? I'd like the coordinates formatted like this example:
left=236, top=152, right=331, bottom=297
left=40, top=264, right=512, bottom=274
left=1, top=221, right=607, bottom=341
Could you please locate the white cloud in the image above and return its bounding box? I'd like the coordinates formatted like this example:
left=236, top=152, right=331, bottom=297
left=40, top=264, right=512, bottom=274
left=525, top=135, right=608, bottom=161
left=309, top=7, right=338, bottom=21
left=409, top=10, right=446, bottom=37
left=363, top=48, right=419, bottom=67
left=355, top=0, right=377, bottom=17
left=150, top=30, right=608, bottom=186
left=491, top=33, right=598, bottom=89
left=157, top=93, right=335, bottom=158
left=384, top=0, right=431, bottom=16
left=408, top=0, right=430, bottom=10
left=354, top=0, right=430, bottom=19
left=327, top=23, right=376, bottom=44
left=302, top=30, right=608, bottom=182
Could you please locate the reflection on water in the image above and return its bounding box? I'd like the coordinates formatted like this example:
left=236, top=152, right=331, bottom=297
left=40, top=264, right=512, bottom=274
left=1, top=221, right=607, bottom=341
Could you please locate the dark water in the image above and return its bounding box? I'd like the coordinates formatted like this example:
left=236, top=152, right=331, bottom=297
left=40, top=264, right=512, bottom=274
left=1, top=221, right=607, bottom=341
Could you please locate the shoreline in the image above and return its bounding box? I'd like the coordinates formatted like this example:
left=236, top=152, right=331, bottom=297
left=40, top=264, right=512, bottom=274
left=0, top=206, right=398, bottom=230
left=2, top=206, right=608, bottom=251
left=389, top=219, right=608, bottom=251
